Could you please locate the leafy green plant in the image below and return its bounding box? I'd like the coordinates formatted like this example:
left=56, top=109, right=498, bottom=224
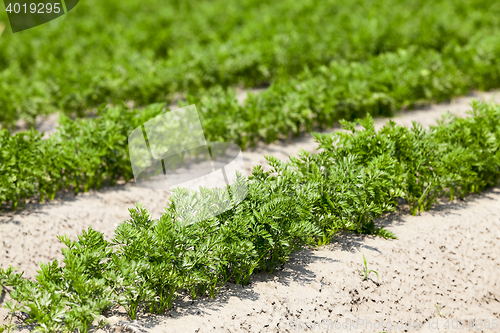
left=375, top=228, right=397, bottom=240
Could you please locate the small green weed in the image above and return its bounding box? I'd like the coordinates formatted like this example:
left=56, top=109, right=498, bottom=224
left=360, top=254, right=379, bottom=283
left=435, top=304, right=443, bottom=317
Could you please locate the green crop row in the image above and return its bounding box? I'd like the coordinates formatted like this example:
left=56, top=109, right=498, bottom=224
left=189, top=42, right=500, bottom=148
left=1, top=102, right=500, bottom=332
left=1, top=0, right=500, bottom=127
left=0, top=105, right=161, bottom=210
left=0, top=36, right=498, bottom=209
left=2, top=37, right=500, bottom=212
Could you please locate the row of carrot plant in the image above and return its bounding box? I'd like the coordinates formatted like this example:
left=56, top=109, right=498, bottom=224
left=1, top=0, right=500, bottom=127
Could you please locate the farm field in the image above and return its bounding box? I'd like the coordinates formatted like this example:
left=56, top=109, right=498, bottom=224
left=2, top=0, right=500, bottom=331
left=1, top=0, right=500, bottom=132
left=0, top=90, right=498, bottom=279
left=1, top=92, right=500, bottom=332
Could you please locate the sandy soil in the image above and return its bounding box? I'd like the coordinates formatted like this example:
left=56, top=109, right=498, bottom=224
left=1, top=90, right=500, bottom=332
